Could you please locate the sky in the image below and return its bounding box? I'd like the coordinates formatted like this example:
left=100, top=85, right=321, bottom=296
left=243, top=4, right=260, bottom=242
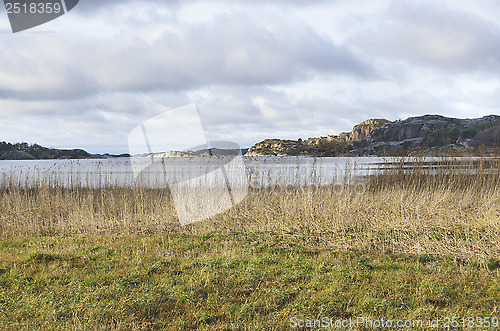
left=0, top=0, right=499, bottom=153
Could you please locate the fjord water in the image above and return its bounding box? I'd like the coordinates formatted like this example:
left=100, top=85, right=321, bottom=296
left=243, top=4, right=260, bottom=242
left=0, top=156, right=487, bottom=189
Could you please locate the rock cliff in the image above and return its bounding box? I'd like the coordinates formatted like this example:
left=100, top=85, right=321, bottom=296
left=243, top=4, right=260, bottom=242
left=246, top=115, right=500, bottom=156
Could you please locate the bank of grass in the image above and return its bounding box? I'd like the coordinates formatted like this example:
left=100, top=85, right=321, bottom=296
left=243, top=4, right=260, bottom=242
left=0, top=156, right=500, bottom=329
left=1, top=232, right=500, bottom=330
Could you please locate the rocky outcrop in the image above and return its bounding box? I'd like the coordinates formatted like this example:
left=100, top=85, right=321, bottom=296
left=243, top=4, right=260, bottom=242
left=246, top=115, right=500, bottom=156
left=245, top=139, right=304, bottom=157
left=246, top=119, right=389, bottom=156
left=353, top=114, right=500, bottom=155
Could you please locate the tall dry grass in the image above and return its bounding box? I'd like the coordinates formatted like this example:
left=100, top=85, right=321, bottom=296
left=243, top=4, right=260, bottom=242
left=1, top=156, right=499, bottom=261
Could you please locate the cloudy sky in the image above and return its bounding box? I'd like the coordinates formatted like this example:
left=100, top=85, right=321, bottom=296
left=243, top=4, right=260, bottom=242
left=0, top=0, right=499, bottom=153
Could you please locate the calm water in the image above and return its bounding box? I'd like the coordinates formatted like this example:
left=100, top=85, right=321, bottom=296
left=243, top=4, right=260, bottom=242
left=0, top=156, right=490, bottom=188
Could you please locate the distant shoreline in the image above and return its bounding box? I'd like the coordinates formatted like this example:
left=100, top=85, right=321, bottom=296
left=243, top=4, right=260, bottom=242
left=3, top=114, right=499, bottom=160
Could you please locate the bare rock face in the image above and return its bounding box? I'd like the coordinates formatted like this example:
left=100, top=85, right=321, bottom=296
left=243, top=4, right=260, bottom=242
left=351, top=114, right=500, bottom=155
left=367, top=115, right=457, bottom=142
left=246, top=115, right=500, bottom=156
left=350, top=119, right=391, bottom=142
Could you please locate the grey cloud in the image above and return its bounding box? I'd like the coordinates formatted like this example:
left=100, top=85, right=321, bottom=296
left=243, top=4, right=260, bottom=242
left=352, top=0, right=500, bottom=73
left=71, top=0, right=180, bottom=13
left=0, top=14, right=372, bottom=101
left=73, top=0, right=329, bottom=13
left=0, top=34, right=97, bottom=100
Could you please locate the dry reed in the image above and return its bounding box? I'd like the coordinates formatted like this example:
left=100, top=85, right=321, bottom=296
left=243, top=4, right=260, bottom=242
left=1, top=156, right=499, bottom=262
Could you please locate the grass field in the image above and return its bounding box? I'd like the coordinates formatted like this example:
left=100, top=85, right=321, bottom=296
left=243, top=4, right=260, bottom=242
left=1, top=156, right=500, bottom=329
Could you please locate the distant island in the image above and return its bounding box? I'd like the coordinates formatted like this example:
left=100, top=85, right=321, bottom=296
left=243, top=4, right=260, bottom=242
left=0, top=142, right=130, bottom=160
left=246, top=114, right=500, bottom=156
left=148, top=148, right=249, bottom=158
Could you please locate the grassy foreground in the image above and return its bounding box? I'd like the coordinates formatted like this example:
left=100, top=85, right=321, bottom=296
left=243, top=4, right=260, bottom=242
left=1, top=156, right=500, bottom=329
left=1, top=232, right=499, bottom=330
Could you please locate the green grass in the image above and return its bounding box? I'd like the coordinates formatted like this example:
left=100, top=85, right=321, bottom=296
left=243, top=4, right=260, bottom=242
left=1, top=232, right=499, bottom=330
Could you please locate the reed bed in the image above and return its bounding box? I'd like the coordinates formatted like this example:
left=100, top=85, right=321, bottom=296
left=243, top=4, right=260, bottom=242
left=1, top=156, right=499, bottom=262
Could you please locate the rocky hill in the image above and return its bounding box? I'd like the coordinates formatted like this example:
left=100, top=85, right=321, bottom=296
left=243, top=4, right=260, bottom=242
left=246, top=115, right=500, bottom=156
